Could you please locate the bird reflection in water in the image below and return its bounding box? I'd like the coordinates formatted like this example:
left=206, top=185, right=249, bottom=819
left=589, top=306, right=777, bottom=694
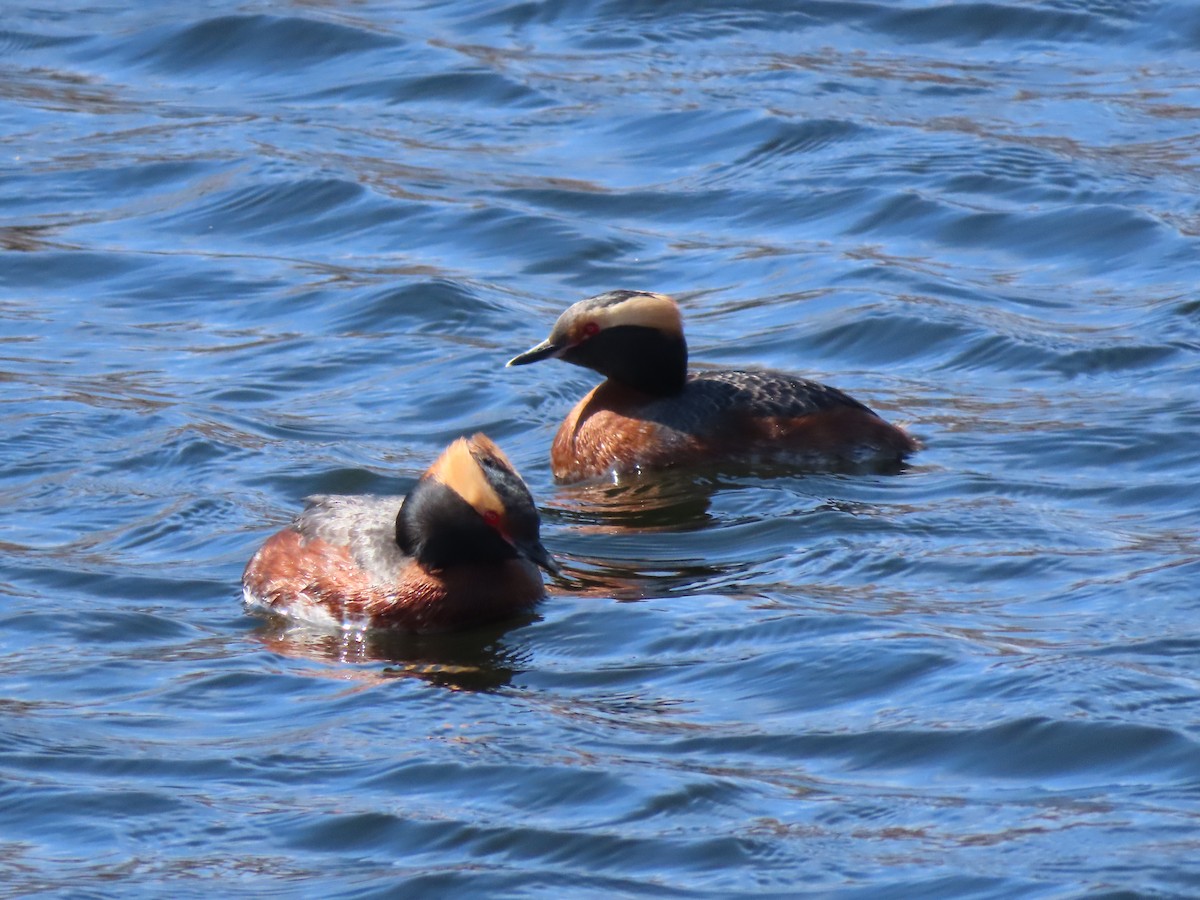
left=545, top=471, right=754, bottom=602
left=251, top=613, right=536, bottom=692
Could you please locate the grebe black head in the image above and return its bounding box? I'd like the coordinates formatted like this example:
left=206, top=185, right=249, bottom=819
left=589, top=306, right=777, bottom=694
left=398, top=434, right=558, bottom=575
left=508, top=290, right=688, bottom=396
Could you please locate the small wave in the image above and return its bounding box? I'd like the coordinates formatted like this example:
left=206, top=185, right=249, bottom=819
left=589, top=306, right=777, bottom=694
left=0, top=28, right=84, bottom=54
left=112, top=14, right=399, bottom=77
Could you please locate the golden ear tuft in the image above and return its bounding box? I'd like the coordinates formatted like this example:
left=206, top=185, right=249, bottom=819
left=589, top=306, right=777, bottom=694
left=594, top=292, right=683, bottom=336
left=427, top=437, right=505, bottom=518
left=466, top=432, right=517, bottom=474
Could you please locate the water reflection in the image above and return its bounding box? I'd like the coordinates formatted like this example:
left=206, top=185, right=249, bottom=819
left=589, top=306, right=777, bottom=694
left=545, top=473, right=756, bottom=601
left=556, top=552, right=744, bottom=603
left=550, top=470, right=718, bottom=532
left=251, top=614, right=536, bottom=691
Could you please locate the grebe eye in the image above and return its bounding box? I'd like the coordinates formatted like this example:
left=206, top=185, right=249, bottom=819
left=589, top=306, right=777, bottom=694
left=482, top=510, right=501, bottom=527
left=582, top=321, right=600, bottom=338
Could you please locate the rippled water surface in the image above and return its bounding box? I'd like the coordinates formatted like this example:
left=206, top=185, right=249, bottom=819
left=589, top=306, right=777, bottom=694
left=3, top=1, right=1200, bottom=896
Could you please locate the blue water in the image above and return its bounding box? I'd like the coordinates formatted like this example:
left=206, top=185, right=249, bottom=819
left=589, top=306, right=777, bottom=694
left=3, top=1, right=1200, bottom=896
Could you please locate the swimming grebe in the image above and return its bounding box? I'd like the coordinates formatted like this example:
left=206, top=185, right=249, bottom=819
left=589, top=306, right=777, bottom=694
left=242, top=434, right=558, bottom=632
left=508, top=291, right=917, bottom=482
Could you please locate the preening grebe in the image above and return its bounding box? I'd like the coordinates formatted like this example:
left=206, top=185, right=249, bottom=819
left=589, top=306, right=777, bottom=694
left=242, top=434, right=557, bottom=632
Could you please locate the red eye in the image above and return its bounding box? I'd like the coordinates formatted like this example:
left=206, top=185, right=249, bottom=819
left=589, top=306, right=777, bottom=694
left=582, top=321, right=600, bottom=338
left=483, top=510, right=501, bottom=528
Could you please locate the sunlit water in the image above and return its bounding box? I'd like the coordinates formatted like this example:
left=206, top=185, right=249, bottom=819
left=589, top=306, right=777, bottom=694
left=2, top=1, right=1199, bottom=896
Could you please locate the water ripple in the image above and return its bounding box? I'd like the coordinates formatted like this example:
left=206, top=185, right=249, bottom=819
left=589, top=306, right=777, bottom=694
left=3, top=0, right=1200, bottom=896
left=107, top=15, right=400, bottom=76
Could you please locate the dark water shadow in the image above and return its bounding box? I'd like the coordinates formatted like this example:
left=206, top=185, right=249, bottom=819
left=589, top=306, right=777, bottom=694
left=549, top=470, right=718, bottom=532
left=249, top=612, right=538, bottom=692
left=545, top=470, right=757, bottom=601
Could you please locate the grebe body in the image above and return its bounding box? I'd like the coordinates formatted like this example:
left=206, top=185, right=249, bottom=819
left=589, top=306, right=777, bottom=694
left=509, top=291, right=916, bottom=482
left=242, top=434, right=557, bottom=632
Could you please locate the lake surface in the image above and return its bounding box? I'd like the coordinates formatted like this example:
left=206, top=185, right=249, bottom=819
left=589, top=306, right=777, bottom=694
left=2, top=1, right=1199, bottom=896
